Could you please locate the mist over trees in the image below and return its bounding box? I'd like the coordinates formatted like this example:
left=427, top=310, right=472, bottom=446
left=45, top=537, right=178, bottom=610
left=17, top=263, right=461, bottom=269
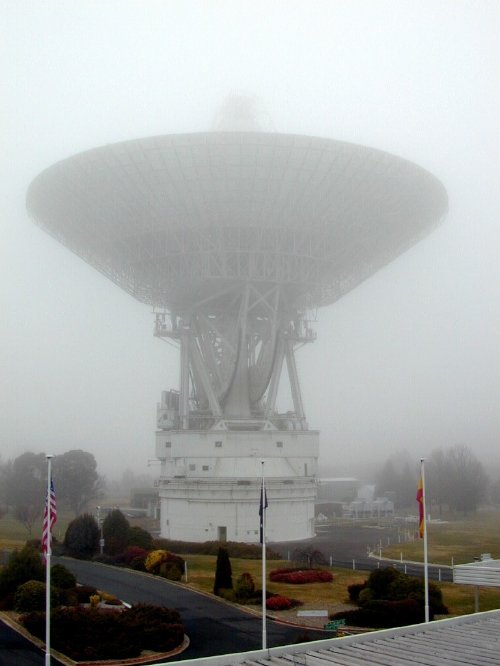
left=5, top=452, right=47, bottom=535
left=375, top=445, right=490, bottom=515
left=426, top=444, right=489, bottom=516
left=53, top=450, right=104, bottom=515
left=0, top=449, right=104, bottom=533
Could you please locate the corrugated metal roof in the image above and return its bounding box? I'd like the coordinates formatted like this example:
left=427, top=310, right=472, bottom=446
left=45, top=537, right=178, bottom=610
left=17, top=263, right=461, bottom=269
left=164, top=610, right=500, bottom=666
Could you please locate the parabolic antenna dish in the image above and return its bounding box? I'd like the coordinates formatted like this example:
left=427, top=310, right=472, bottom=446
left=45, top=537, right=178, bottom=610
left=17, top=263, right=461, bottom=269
left=27, top=132, right=447, bottom=310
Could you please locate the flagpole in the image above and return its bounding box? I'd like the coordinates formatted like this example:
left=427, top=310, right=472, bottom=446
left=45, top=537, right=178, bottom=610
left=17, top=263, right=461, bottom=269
left=420, top=458, right=430, bottom=623
left=261, top=460, right=267, bottom=651
left=45, top=454, right=53, bottom=666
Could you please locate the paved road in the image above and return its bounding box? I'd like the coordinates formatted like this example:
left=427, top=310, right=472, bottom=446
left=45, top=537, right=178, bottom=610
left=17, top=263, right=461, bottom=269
left=54, top=557, right=327, bottom=662
left=271, top=524, right=453, bottom=582
left=0, top=619, right=64, bottom=666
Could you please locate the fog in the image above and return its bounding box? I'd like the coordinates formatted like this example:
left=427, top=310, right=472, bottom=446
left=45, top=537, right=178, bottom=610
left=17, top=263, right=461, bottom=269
left=1, top=1, right=499, bottom=482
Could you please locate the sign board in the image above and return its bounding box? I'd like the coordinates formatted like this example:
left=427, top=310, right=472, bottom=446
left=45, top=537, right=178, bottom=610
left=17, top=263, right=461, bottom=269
left=297, top=610, right=328, bottom=617
left=453, top=559, right=500, bottom=588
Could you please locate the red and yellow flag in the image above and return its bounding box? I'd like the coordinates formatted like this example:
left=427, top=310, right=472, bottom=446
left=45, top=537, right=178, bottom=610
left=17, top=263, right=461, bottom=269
left=416, top=476, right=424, bottom=538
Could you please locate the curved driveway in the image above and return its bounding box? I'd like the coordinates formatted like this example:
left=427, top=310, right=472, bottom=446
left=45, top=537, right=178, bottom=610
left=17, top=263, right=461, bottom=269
left=54, top=557, right=326, bottom=662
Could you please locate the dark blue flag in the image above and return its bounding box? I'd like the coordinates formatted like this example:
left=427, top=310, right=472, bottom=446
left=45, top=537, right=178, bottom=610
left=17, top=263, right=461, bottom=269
left=259, top=481, right=268, bottom=544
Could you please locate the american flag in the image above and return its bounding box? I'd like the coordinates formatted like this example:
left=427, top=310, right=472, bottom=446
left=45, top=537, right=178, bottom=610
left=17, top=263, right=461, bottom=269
left=42, top=478, right=57, bottom=560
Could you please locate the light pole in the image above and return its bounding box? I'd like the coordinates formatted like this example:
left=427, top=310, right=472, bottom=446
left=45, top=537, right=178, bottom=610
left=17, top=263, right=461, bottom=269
left=96, top=506, right=104, bottom=554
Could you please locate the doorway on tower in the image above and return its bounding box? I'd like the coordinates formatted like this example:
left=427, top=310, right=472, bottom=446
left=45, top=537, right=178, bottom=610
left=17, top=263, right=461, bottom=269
left=218, top=526, right=227, bottom=541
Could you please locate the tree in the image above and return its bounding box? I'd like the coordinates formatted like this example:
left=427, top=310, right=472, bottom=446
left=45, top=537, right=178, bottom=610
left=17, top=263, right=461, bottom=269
left=375, top=452, right=417, bottom=509
left=0, top=456, right=13, bottom=517
left=64, top=513, right=100, bottom=559
left=427, top=444, right=488, bottom=515
left=292, top=547, right=327, bottom=568
left=213, top=547, right=232, bottom=595
left=7, top=453, right=47, bottom=536
left=53, top=450, right=103, bottom=516
left=103, top=509, right=130, bottom=555
left=0, top=545, right=45, bottom=604
left=490, top=479, right=500, bottom=505
left=447, top=444, right=488, bottom=515
left=426, top=448, right=450, bottom=517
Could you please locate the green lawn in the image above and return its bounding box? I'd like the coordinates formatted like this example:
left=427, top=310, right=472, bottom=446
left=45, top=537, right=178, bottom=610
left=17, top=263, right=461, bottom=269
left=178, top=552, right=500, bottom=617
left=383, top=510, right=500, bottom=565
left=182, top=553, right=367, bottom=609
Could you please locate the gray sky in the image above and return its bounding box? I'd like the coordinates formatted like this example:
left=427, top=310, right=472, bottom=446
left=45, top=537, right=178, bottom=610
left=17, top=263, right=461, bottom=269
left=1, top=1, right=499, bottom=480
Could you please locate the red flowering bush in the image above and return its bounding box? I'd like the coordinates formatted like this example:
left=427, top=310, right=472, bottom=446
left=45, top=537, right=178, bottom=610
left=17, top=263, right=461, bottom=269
left=119, top=546, right=148, bottom=565
left=269, top=568, right=333, bottom=584
left=266, top=595, right=292, bottom=610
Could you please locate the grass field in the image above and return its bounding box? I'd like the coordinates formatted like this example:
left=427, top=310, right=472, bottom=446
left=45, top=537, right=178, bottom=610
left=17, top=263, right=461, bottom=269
left=178, top=552, right=500, bottom=618
left=383, top=510, right=500, bottom=565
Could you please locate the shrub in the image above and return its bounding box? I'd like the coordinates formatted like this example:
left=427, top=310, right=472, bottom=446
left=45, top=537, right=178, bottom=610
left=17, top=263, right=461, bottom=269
left=333, top=598, right=426, bottom=628
left=388, top=576, right=448, bottom=614
left=217, top=588, right=237, bottom=602
left=144, top=549, right=185, bottom=579
left=21, top=607, right=137, bottom=660
left=72, top=584, right=98, bottom=604
left=119, top=545, right=148, bottom=566
left=50, top=564, right=76, bottom=590
left=127, top=525, right=153, bottom=550
left=266, top=595, right=292, bottom=610
left=122, top=603, right=181, bottom=625
left=360, top=567, right=448, bottom=617
left=366, top=567, right=401, bottom=599
left=103, top=509, right=130, bottom=556
left=14, top=580, right=60, bottom=612
left=20, top=604, right=184, bottom=661
left=269, top=568, right=333, bottom=584
left=347, top=582, right=367, bottom=602
left=130, top=556, right=146, bottom=571
left=159, top=561, right=183, bottom=581
left=102, top=597, right=123, bottom=606
left=0, top=546, right=45, bottom=605
left=145, top=549, right=168, bottom=573
left=292, top=548, right=327, bottom=567
left=235, top=572, right=255, bottom=600
left=153, top=538, right=281, bottom=560
left=58, top=588, right=79, bottom=606
left=213, top=547, right=232, bottom=595
left=358, top=587, right=373, bottom=605
left=64, top=514, right=99, bottom=559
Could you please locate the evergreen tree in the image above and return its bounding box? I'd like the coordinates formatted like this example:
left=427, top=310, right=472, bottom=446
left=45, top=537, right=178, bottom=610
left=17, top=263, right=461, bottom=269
left=64, top=513, right=100, bottom=559
left=213, top=547, right=232, bottom=595
left=103, top=509, right=130, bottom=555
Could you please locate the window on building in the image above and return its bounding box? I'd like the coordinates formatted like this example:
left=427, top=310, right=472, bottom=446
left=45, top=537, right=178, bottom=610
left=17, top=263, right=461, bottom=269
left=165, top=441, right=171, bottom=448
left=276, top=441, right=283, bottom=448
left=215, top=441, right=222, bottom=447
left=189, top=464, right=196, bottom=471
left=202, top=465, right=209, bottom=471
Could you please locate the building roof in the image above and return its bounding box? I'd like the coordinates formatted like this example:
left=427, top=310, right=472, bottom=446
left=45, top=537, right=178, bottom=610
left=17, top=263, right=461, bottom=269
left=164, top=610, right=500, bottom=666
left=26, top=132, right=447, bottom=310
